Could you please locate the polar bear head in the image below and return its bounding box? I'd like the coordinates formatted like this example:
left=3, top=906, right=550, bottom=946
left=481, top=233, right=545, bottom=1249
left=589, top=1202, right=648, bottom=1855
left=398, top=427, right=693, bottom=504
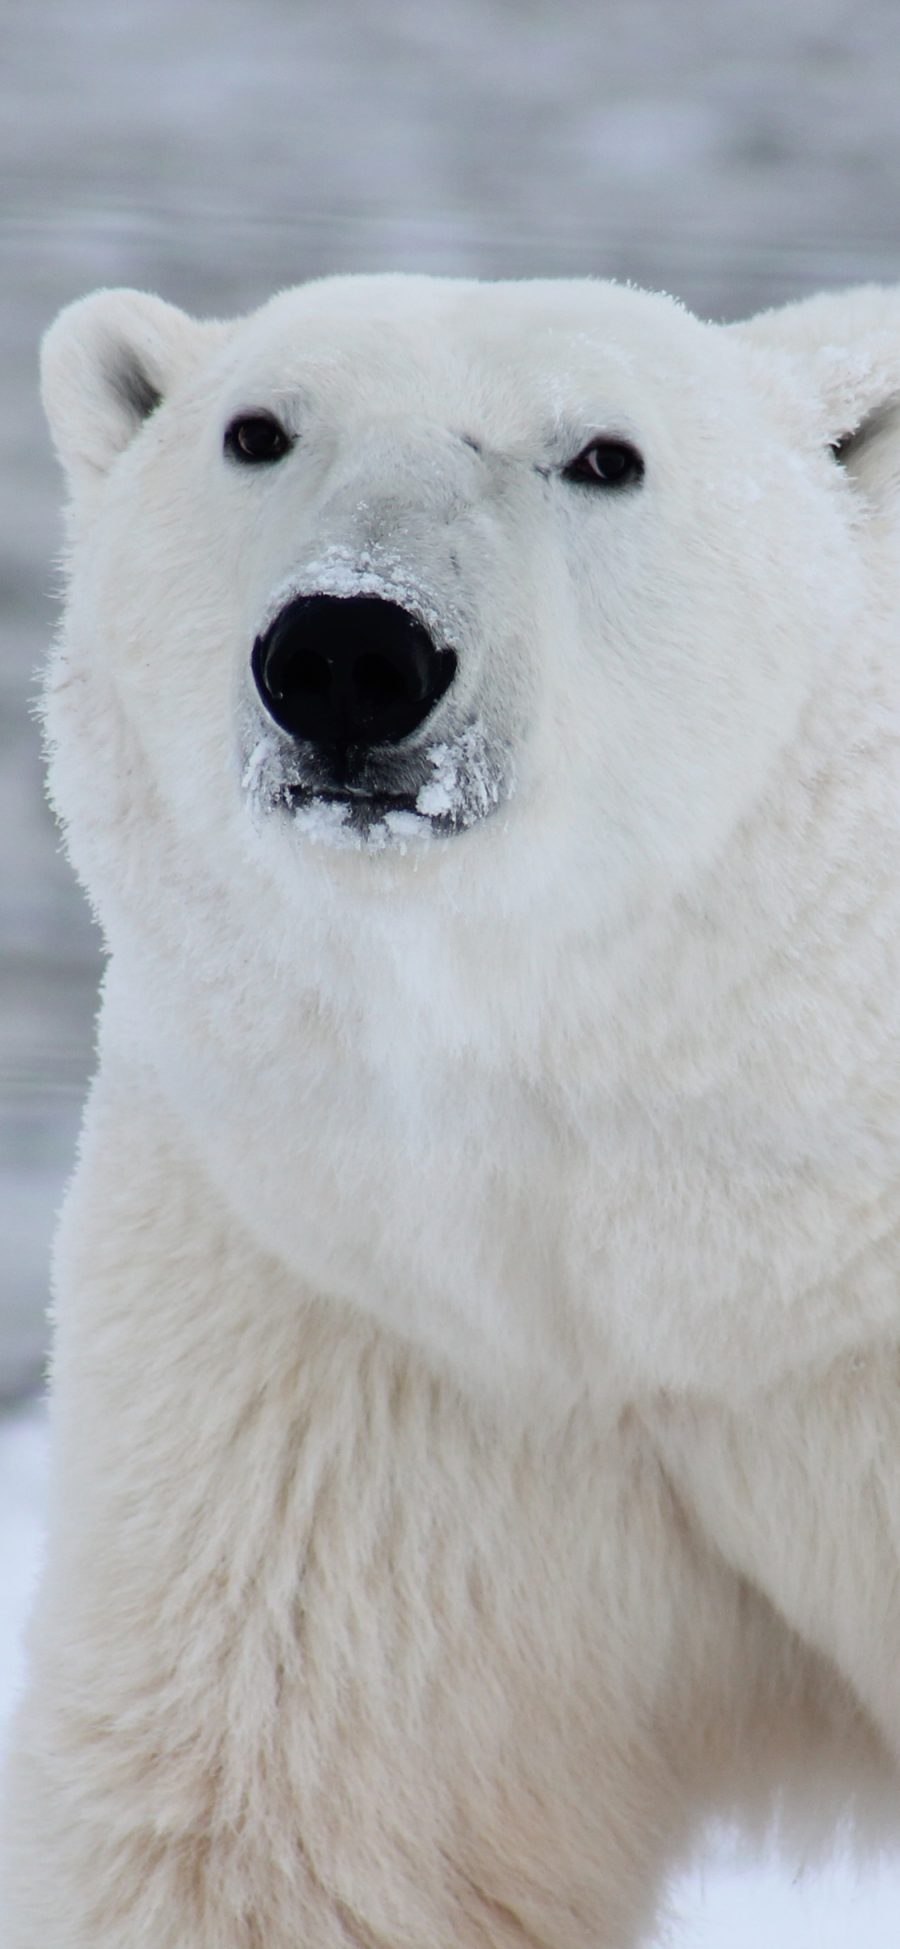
left=40, top=275, right=900, bottom=1062
left=38, top=275, right=900, bottom=1395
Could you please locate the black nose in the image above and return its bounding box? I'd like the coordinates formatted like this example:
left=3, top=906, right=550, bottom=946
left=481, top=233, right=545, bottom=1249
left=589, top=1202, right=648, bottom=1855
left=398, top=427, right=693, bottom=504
left=251, top=594, right=457, bottom=747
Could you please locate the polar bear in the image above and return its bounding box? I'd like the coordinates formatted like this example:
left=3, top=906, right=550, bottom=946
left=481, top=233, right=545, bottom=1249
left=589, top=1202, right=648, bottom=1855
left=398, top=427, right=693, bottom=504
left=3, top=272, right=900, bottom=1947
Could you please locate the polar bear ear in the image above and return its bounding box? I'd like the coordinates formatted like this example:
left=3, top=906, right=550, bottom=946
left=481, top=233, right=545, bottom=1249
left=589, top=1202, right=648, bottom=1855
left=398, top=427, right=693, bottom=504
left=732, top=286, right=900, bottom=490
left=41, top=288, right=216, bottom=495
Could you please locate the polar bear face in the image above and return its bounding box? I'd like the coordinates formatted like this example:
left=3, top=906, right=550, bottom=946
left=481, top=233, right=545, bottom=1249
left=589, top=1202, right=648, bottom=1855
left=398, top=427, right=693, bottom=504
left=41, top=275, right=885, bottom=957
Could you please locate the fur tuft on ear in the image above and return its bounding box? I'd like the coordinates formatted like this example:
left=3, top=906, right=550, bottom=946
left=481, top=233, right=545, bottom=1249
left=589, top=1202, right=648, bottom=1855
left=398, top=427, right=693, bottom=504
left=40, top=288, right=219, bottom=497
left=732, top=285, right=900, bottom=487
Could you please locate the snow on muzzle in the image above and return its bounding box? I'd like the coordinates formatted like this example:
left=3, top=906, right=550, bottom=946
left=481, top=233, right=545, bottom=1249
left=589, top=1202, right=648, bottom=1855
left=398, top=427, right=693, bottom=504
left=251, top=592, right=458, bottom=750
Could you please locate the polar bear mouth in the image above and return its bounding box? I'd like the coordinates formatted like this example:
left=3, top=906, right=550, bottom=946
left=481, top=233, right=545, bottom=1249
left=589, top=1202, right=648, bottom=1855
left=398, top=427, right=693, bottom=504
left=241, top=719, right=508, bottom=848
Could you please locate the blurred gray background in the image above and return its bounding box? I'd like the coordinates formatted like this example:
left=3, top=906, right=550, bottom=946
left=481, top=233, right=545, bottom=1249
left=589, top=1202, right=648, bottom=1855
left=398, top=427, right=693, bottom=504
left=3, top=0, right=900, bottom=1396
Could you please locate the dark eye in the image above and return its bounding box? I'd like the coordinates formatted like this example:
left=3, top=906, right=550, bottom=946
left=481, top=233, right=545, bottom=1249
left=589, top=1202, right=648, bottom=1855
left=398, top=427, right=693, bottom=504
left=224, top=413, right=292, bottom=464
left=563, top=438, right=644, bottom=489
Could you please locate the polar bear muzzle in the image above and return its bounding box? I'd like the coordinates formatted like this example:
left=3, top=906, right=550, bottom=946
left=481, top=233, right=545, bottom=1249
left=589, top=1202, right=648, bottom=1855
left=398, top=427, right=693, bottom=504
left=242, top=583, right=509, bottom=843
left=251, top=592, right=458, bottom=749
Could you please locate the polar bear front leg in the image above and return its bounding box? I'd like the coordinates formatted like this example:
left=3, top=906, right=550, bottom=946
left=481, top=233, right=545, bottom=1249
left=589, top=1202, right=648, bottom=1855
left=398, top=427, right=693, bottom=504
left=647, top=1347, right=900, bottom=1771
left=0, top=1061, right=724, bottom=1949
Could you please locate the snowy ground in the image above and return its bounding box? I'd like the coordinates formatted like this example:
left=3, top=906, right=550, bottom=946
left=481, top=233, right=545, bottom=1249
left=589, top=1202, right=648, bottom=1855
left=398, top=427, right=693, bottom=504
left=2, top=1400, right=899, bottom=1943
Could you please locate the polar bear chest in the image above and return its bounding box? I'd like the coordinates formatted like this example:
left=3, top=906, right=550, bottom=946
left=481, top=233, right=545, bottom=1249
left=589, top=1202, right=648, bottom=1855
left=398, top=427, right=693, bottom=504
left=101, top=910, right=900, bottom=1412
left=105, top=964, right=589, bottom=1406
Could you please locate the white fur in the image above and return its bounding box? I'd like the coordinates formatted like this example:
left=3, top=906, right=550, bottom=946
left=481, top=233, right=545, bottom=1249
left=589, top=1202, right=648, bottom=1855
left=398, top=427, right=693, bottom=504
left=3, top=274, right=900, bottom=1945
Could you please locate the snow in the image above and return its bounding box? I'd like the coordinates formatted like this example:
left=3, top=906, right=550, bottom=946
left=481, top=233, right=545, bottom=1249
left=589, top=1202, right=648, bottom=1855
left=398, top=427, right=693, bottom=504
left=668, top=1846, right=900, bottom=1945
left=275, top=791, right=431, bottom=854
left=415, top=722, right=505, bottom=824
left=0, top=1400, right=48, bottom=1745
left=257, top=552, right=460, bottom=648
left=1, top=1398, right=898, bottom=1940
left=240, top=731, right=282, bottom=799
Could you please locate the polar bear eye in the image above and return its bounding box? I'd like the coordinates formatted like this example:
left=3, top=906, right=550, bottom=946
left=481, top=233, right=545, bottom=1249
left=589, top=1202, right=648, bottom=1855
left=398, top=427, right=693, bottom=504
left=224, top=414, right=292, bottom=464
left=563, top=438, right=644, bottom=489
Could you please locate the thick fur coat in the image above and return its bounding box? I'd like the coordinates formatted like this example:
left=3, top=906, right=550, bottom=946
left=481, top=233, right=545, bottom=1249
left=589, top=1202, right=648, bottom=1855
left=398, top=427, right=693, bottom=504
left=3, top=274, right=900, bottom=1945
